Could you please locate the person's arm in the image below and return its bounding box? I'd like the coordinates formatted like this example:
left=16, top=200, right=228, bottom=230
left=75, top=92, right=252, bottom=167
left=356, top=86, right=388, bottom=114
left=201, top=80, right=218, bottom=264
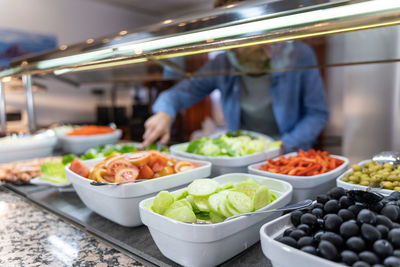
left=143, top=56, right=222, bottom=147
left=281, top=44, right=329, bottom=152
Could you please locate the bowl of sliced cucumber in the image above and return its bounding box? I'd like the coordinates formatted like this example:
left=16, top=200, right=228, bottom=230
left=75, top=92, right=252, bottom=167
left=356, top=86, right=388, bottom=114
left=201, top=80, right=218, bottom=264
left=139, top=173, right=293, bottom=267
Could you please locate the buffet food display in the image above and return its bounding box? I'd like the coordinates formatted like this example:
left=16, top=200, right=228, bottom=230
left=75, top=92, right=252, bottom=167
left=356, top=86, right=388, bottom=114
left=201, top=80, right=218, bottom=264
left=2, top=129, right=400, bottom=266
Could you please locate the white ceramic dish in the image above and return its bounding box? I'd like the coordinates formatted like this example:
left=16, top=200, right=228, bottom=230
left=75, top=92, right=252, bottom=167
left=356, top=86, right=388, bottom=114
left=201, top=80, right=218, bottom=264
left=65, top=156, right=211, bottom=227
left=260, top=213, right=341, bottom=267
left=59, top=129, right=122, bottom=154
left=170, top=131, right=280, bottom=176
left=0, top=132, right=57, bottom=163
left=139, top=173, right=293, bottom=267
left=30, top=176, right=71, bottom=187
left=249, top=152, right=349, bottom=203
left=336, top=159, right=395, bottom=196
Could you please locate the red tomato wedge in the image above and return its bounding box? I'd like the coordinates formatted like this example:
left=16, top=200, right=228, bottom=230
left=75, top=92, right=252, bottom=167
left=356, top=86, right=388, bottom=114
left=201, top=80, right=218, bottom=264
left=138, top=164, right=154, bottom=179
left=174, top=161, right=197, bottom=173
left=115, top=167, right=139, bottom=182
left=124, top=152, right=151, bottom=167
left=70, top=158, right=90, bottom=178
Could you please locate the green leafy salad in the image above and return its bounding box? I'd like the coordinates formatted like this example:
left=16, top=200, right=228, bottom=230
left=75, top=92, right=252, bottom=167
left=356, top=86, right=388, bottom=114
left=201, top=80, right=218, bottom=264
left=185, top=131, right=279, bottom=157
left=150, top=178, right=277, bottom=224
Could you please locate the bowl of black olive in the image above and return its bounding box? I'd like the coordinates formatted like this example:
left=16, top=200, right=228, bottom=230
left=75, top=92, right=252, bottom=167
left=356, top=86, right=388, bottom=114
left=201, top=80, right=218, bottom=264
left=260, top=187, right=400, bottom=267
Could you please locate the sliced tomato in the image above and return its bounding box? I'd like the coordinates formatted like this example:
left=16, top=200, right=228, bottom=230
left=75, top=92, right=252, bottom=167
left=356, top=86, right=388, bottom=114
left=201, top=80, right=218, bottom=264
left=106, top=158, right=135, bottom=175
left=69, top=158, right=90, bottom=178
left=138, top=164, right=154, bottom=179
left=148, top=151, right=169, bottom=167
left=115, top=167, right=139, bottom=182
left=124, top=152, right=151, bottom=167
left=92, top=167, right=114, bottom=183
left=157, top=165, right=175, bottom=177
left=174, top=161, right=197, bottom=173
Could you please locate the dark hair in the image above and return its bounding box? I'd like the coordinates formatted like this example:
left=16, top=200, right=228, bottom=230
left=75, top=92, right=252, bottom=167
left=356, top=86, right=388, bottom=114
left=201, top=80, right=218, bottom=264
left=214, top=0, right=245, bottom=8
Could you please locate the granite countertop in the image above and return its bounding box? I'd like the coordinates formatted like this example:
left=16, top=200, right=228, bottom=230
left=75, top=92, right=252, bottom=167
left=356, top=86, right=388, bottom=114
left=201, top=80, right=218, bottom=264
left=0, top=186, right=144, bottom=267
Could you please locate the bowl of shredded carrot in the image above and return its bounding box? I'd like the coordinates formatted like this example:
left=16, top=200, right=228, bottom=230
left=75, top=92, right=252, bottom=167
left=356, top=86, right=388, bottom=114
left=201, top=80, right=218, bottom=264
left=60, top=125, right=122, bottom=154
left=248, top=150, right=349, bottom=202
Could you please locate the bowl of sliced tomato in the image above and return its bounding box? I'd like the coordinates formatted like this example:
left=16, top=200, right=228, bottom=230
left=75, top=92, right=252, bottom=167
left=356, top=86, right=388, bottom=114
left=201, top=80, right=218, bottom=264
left=65, top=151, right=211, bottom=227
left=248, top=150, right=348, bottom=203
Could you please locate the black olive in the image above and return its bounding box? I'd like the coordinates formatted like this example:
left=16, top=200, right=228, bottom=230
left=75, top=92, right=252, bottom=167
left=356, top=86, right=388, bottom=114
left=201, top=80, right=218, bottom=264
left=393, top=249, right=400, bottom=257
left=393, top=223, right=400, bottom=229
left=346, top=237, right=366, bottom=253
left=325, top=199, right=340, bottom=214
left=317, top=218, right=325, bottom=229
left=369, top=202, right=384, bottom=213
left=389, top=228, right=400, bottom=249
left=291, top=210, right=303, bottom=226
left=312, top=208, right=324, bottom=218
left=340, top=195, right=354, bottom=209
left=301, top=245, right=317, bottom=255
left=361, top=224, right=382, bottom=243
left=325, top=214, right=343, bottom=232
left=297, top=236, right=314, bottom=248
left=376, top=215, right=394, bottom=229
left=359, top=251, right=379, bottom=265
left=313, top=231, right=324, bottom=242
left=383, top=256, right=400, bottom=267
left=373, top=239, right=393, bottom=258
left=352, top=261, right=371, bottom=267
left=317, top=194, right=330, bottom=204
left=376, top=225, right=389, bottom=238
left=390, top=191, right=400, bottom=200
left=283, top=227, right=296, bottom=237
left=339, top=209, right=356, bottom=221
left=318, top=240, right=338, bottom=261
left=341, top=250, right=359, bottom=265
left=315, top=203, right=324, bottom=210
left=321, top=232, right=343, bottom=248
left=289, top=229, right=306, bottom=241
left=348, top=205, right=364, bottom=216
left=300, top=213, right=317, bottom=226
left=328, top=187, right=347, bottom=200
left=297, top=224, right=311, bottom=235
left=381, top=205, right=399, bottom=222
left=371, top=264, right=385, bottom=267
left=358, top=209, right=377, bottom=225
left=340, top=221, right=360, bottom=239
left=277, top=236, right=297, bottom=248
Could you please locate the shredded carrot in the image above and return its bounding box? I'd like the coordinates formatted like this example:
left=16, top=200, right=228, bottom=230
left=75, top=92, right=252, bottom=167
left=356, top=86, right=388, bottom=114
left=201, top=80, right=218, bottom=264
left=259, top=149, right=344, bottom=176
left=66, top=125, right=115, bottom=136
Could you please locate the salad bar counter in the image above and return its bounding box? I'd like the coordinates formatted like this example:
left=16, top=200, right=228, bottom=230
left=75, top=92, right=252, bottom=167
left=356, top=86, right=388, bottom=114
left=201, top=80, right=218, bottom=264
left=3, top=182, right=272, bottom=267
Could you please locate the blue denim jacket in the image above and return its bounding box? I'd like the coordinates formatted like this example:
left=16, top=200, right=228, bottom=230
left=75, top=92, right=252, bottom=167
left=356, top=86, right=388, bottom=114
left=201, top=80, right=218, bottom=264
left=153, top=42, right=329, bottom=152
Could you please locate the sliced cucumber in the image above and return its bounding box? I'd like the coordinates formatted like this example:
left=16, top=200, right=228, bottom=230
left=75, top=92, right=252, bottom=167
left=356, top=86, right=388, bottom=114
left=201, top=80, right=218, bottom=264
left=220, top=182, right=234, bottom=191
left=186, top=195, right=200, bottom=213
left=164, top=206, right=196, bottom=223
left=253, top=185, right=271, bottom=211
left=218, top=193, right=234, bottom=218
left=173, top=190, right=188, bottom=201
left=225, top=201, right=240, bottom=216
left=196, top=212, right=211, bottom=221
left=227, top=191, right=252, bottom=213
left=151, top=191, right=174, bottom=215
left=234, top=180, right=259, bottom=199
left=194, top=196, right=210, bottom=212
left=166, top=199, right=192, bottom=211
left=210, top=212, right=225, bottom=223
left=270, top=192, right=278, bottom=202
left=208, top=191, right=229, bottom=214
left=188, top=179, right=219, bottom=197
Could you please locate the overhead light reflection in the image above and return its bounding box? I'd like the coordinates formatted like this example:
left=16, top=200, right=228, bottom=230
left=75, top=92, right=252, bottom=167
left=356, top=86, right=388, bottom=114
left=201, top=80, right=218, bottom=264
left=48, top=235, right=78, bottom=266
left=59, top=45, right=68, bottom=51
left=163, top=19, right=173, bottom=24
left=2, top=77, right=11, bottom=83
left=119, top=30, right=128, bottom=35
left=86, top=38, right=94, bottom=44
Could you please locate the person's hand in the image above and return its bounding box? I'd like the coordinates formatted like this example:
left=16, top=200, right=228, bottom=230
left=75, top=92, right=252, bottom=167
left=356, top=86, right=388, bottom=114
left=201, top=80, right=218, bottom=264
left=142, top=112, right=173, bottom=148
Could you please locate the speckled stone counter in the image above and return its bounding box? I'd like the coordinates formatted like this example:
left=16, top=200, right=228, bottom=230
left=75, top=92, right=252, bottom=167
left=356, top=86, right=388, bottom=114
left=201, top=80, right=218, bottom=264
left=0, top=186, right=144, bottom=267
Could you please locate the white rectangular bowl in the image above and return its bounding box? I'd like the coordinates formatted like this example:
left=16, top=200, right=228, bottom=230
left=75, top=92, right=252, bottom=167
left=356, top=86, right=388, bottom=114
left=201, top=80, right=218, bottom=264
left=139, top=173, right=293, bottom=267
left=336, top=159, right=395, bottom=196
left=65, top=156, right=211, bottom=227
left=260, top=213, right=341, bottom=267
left=60, top=129, right=122, bottom=154
left=249, top=152, right=349, bottom=203
left=0, top=135, right=57, bottom=163
left=170, top=131, right=280, bottom=176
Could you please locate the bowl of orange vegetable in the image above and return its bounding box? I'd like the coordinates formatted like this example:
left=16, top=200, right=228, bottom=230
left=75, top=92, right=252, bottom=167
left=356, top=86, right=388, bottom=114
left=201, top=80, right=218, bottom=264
left=65, top=151, right=211, bottom=226
left=248, top=150, right=348, bottom=202
left=59, top=125, right=122, bottom=154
